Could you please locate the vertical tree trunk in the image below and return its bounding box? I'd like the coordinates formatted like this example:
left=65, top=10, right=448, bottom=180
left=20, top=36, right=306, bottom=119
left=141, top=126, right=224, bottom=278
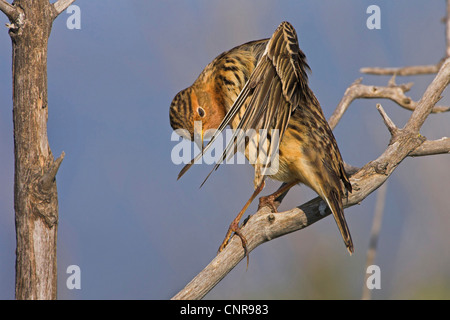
left=8, top=0, right=64, bottom=300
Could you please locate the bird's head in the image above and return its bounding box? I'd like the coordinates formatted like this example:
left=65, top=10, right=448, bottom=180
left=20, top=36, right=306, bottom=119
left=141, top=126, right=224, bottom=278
left=169, top=86, right=225, bottom=149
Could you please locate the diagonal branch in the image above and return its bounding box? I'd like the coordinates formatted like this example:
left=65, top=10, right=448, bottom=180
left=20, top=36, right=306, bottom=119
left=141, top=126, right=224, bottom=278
left=0, top=0, right=19, bottom=20
left=360, top=62, right=443, bottom=76
left=404, top=59, right=450, bottom=132
left=376, top=104, right=398, bottom=137
left=52, top=0, right=76, bottom=19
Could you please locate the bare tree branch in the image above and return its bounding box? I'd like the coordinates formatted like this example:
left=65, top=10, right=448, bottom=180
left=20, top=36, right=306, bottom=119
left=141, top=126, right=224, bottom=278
left=405, top=62, right=450, bottom=132
left=328, top=78, right=449, bottom=130
left=39, top=151, right=65, bottom=191
left=360, top=62, right=442, bottom=76
left=376, top=104, right=398, bottom=137
left=0, top=0, right=19, bottom=20
left=409, top=137, right=450, bottom=156
left=446, top=0, right=450, bottom=57
left=52, top=0, right=76, bottom=19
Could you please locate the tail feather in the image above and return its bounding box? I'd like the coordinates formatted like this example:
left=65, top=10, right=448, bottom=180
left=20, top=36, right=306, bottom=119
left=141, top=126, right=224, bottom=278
left=323, top=189, right=354, bottom=254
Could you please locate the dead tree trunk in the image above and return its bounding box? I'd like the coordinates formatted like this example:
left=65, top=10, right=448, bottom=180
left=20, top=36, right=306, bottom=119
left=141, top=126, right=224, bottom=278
left=1, top=0, right=75, bottom=300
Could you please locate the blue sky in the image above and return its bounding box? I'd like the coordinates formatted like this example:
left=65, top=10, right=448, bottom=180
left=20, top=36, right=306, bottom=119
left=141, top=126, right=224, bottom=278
left=1, top=1, right=449, bottom=299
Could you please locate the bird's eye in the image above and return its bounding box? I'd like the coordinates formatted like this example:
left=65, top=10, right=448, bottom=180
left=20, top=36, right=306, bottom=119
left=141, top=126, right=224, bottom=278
left=197, top=107, right=205, bottom=117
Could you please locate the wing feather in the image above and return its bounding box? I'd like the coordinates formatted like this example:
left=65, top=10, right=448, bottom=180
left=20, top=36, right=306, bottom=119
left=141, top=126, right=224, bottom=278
left=178, top=21, right=311, bottom=187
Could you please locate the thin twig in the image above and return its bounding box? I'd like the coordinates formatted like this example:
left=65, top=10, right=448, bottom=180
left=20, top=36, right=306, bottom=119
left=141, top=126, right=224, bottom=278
left=52, top=0, right=76, bottom=19
left=362, top=182, right=388, bottom=300
left=328, top=79, right=449, bottom=130
left=376, top=104, right=398, bottom=137
left=360, top=63, right=442, bottom=76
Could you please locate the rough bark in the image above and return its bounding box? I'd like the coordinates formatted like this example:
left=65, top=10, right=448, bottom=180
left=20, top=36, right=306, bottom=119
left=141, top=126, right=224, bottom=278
left=1, top=0, right=73, bottom=300
left=11, top=0, right=58, bottom=300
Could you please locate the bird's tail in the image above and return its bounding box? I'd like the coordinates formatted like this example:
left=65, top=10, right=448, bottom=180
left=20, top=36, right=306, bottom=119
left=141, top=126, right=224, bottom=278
left=323, top=189, right=354, bottom=254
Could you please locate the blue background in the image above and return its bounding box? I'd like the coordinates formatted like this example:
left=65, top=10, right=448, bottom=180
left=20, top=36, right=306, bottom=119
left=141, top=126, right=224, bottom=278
left=1, top=1, right=449, bottom=299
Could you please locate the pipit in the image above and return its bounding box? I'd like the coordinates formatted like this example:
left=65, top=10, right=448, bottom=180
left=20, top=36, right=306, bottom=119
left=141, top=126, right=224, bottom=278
left=170, top=22, right=353, bottom=261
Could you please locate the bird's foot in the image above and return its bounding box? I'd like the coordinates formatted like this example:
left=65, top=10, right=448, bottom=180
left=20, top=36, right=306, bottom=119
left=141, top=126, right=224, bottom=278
left=258, top=194, right=278, bottom=213
left=218, top=219, right=249, bottom=268
left=217, top=181, right=266, bottom=268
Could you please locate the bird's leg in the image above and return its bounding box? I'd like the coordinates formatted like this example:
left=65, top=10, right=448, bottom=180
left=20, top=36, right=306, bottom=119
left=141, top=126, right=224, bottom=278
left=218, top=181, right=265, bottom=265
left=258, top=181, right=298, bottom=212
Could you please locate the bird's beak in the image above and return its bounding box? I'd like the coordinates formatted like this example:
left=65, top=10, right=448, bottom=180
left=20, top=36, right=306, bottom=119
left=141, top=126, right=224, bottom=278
left=201, top=131, right=204, bottom=153
left=194, top=126, right=204, bottom=154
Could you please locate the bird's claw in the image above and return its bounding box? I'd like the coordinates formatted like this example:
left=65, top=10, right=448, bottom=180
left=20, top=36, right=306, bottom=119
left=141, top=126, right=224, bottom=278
left=258, top=195, right=278, bottom=213
left=218, top=221, right=250, bottom=269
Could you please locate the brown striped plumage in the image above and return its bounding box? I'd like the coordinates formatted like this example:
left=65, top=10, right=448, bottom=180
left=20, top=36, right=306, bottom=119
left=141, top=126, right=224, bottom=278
left=170, top=22, right=354, bottom=255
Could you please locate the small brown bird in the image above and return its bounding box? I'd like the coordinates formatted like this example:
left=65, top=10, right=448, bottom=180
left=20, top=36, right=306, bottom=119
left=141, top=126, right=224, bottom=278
left=170, top=22, right=353, bottom=258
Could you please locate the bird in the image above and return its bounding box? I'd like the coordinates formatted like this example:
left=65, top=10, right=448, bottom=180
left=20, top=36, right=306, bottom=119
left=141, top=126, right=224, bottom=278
left=169, top=21, right=353, bottom=260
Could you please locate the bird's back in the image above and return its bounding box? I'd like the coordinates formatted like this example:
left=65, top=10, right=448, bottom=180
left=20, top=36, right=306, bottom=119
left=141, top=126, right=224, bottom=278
left=194, top=40, right=268, bottom=127
left=195, top=38, right=350, bottom=193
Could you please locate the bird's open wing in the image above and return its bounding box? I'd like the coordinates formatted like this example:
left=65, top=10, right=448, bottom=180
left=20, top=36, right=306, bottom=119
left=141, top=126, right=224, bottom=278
left=178, top=21, right=311, bottom=187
